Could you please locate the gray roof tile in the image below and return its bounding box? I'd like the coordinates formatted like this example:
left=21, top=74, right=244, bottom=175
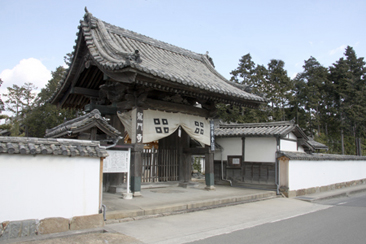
left=307, top=138, right=328, bottom=150
left=0, top=137, right=108, bottom=158
left=49, top=10, right=266, bottom=106
left=215, top=120, right=307, bottom=139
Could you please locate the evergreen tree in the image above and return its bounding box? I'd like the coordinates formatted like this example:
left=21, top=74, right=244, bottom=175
left=24, top=103, right=76, bottom=137
left=329, top=46, right=366, bottom=155
left=225, top=47, right=366, bottom=156
left=289, top=75, right=309, bottom=131
left=2, top=65, right=77, bottom=137
left=23, top=66, right=77, bottom=137
left=2, top=83, right=37, bottom=136
left=223, top=54, right=269, bottom=123
left=291, top=57, right=329, bottom=136
left=265, top=59, right=293, bottom=121
left=3, top=83, right=37, bottom=119
left=36, top=66, right=66, bottom=105
left=0, top=78, right=4, bottom=114
left=0, top=78, right=10, bottom=131
left=63, top=53, right=73, bottom=67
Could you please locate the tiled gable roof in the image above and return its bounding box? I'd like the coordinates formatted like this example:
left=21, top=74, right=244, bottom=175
left=44, top=109, right=121, bottom=138
left=215, top=120, right=307, bottom=139
left=49, top=9, right=265, bottom=106
left=0, top=136, right=108, bottom=157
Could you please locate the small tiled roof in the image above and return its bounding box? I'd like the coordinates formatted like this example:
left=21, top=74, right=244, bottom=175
left=45, top=109, right=121, bottom=138
left=49, top=9, right=265, bottom=107
left=0, top=136, right=108, bottom=157
left=297, top=138, right=314, bottom=152
left=277, top=151, right=366, bottom=161
left=215, top=120, right=308, bottom=139
left=307, top=138, right=328, bottom=150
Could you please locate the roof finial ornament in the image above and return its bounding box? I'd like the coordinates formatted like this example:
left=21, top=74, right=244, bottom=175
left=205, top=51, right=215, bottom=67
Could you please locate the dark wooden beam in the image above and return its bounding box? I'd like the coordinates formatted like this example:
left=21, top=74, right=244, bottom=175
left=183, top=148, right=209, bottom=155
left=57, top=86, right=73, bottom=108
left=71, top=87, right=99, bottom=97
left=103, top=71, right=137, bottom=84
left=143, top=98, right=210, bottom=118
left=84, top=104, right=118, bottom=115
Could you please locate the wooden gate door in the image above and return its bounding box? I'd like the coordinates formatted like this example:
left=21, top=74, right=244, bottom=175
left=142, top=148, right=159, bottom=183
left=157, top=130, right=185, bottom=182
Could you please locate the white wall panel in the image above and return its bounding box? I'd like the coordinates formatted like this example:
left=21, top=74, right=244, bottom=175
left=214, top=137, right=242, bottom=160
left=0, top=155, right=100, bottom=222
left=280, top=139, right=297, bottom=152
left=245, top=137, right=276, bottom=162
left=288, top=160, right=366, bottom=191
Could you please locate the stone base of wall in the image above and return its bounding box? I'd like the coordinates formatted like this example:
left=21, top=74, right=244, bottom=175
left=0, top=214, right=104, bottom=241
left=281, top=178, right=366, bottom=198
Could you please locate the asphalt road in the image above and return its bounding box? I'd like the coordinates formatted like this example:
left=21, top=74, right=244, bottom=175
left=105, top=197, right=331, bottom=244
left=12, top=192, right=366, bottom=244
left=188, top=192, right=366, bottom=244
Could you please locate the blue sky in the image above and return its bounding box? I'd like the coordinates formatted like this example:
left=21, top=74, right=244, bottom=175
left=1, top=0, right=365, bottom=96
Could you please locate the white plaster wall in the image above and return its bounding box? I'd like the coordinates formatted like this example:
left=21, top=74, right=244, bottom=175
left=0, top=155, right=100, bottom=222
left=214, top=137, right=242, bottom=160
left=288, top=132, right=297, bottom=140
left=245, top=137, right=276, bottom=162
left=280, top=139, right=297, bottom=152
left=288, top=160, right=366, bottom=191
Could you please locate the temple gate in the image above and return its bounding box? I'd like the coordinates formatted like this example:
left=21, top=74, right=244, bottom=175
left=48, top=8, right=265, bottom=196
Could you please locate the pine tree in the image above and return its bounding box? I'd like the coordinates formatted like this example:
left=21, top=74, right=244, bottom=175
left=291, top=57, right=329, bottom=136
left=2, top=83, right=37, bottom=136
left=329, top=46, right=366, bottom=155
left=0, top=78, right=10, bottom=131
left=224, top=54, right=269, bottom=123
left=265, top=59, right=293, bottom=121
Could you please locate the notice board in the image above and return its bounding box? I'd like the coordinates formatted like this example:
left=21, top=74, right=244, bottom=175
left=103, top=150, right=130, bottom=173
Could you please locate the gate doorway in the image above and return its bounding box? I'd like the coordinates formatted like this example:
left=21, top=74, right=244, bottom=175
left=141, top=129, right=188, bottom=183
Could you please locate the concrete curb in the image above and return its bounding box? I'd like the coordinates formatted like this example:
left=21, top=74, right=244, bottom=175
left=105, top=191, right=278, bottom=224
left=295, top=185, right=366, bottom=202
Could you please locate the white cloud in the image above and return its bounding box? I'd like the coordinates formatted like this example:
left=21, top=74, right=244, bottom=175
left=0, top=58, right=52, bottom=92
left=329, top=45, right=347, bottom=56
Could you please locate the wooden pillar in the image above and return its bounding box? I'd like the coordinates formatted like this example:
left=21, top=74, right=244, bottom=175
left=205, top=149, right=215, bottom=190
left=130, top=108, right=144, bottom=197
left=99, top=157, right=104, bottom=212
left=130, top=143, right=143, bottom=196
left=181, top=152, right=192, bottom=183
left=241, top=137, right=246, bottom=182
left=179, top=129, right=192, bottom=187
